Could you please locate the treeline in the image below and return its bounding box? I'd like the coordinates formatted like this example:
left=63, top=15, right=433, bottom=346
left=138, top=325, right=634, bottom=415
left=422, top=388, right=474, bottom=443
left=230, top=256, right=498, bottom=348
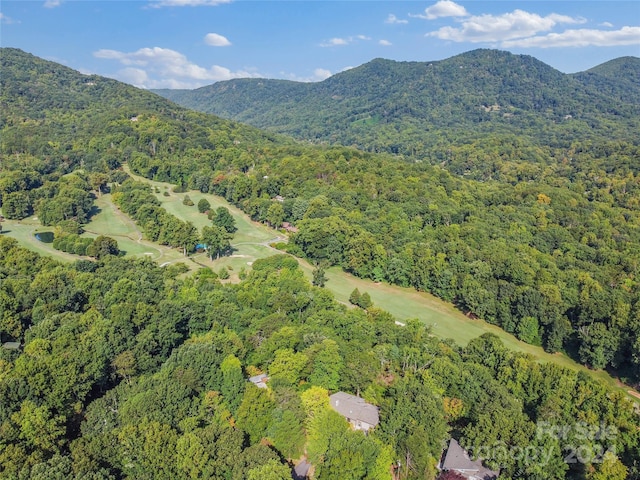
left=155, top=50, right=640, bottom=165
left=2, top=48, right=639, bottom=382
left=112, top=180, right=198, bottom=255
left=0, top=240, right=638, bottom=479
left=125, top=140, right=640, bottom=385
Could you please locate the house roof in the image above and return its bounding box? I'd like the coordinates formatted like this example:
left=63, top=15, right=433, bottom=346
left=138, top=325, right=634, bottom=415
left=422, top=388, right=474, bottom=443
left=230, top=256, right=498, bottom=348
left=1, top=342, right=20, bottom=350
left=248, top=373, right=269, bottom=388
left=329, top=392, right=379, bottom=426
left=441, top=439, right=499, bottom=480
left=293, top=459, right=311, bottom=479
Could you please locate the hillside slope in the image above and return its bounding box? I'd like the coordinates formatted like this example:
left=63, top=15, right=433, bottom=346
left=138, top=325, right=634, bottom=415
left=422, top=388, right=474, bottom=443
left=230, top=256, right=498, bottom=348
left=154, top=49, right=640, bottom=160
left=571, top=56, right=640, bottom=105
left=3, top=47, right=640, bottom=393
left=0, top=47, right=289, bottom=174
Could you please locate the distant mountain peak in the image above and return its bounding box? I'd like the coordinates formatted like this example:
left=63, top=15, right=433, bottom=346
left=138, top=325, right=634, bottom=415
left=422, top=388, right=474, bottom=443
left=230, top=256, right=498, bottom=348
left=151, top=49, right=639, bottom=156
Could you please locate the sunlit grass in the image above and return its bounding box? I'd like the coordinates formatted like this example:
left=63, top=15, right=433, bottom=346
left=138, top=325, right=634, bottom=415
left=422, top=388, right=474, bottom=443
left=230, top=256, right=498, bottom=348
left=4, top=168, right=637, bottom=401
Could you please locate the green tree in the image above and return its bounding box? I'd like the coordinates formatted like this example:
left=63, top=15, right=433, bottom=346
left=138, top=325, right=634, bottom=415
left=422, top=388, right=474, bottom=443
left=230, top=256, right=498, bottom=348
left=116, top=420, right=179, bottom=479
left=349, top=288, right=361, bottom=306
left=212, top=206, right=237, bottom=233
left=173, top=221, right=198, bottom=256
left=269, top=407, right=305, bottom=460
left=312, top=264, right=327, bottom=287
left=268, top=348, right=308, bottom=385
left=2, top=191, right=32, bottom=219
left=247, top=459, right=291, bottom=480
left=12, top=400, right=66, bottom=454
left=201, top=225, right=232, bottom=260
left=587, top=452, right=628, bottom=480
left=221, top=354, right=244, bottom=414
left=89, top=173, right=109, bottom=197
left=307, top=408, right=349, bottom=465
left=266, top=202, right=285, bottom=229
left=87, top=235, right=120, bottom=259
left=578, top=322, right=619, bottom=369
left=309, top=339, right=343, bottom=390
left=197, top=198, right=211, bottom=213
left=516, top=316, right=542, bottom=345
left=112, top=350, right=136, bottom=385
left=359, top=292, right=373, bottom=310
left=236, top=386, right=276, bottom=444
left=300, top=386, right=330, bottom=428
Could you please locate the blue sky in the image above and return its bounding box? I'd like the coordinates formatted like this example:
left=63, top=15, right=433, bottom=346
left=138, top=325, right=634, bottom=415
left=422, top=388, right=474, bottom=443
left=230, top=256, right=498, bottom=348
left=1, top=1, right=639, bottom=89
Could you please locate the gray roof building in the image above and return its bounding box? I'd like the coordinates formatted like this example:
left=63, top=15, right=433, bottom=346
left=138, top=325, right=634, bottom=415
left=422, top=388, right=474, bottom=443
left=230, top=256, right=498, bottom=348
left=440, top=438, right=499, bottom=480
left=248, top=373, right=269, bottom=389
left=292, top=458, right=311, bottom=479
left=329, top=392, right=379, bottom=431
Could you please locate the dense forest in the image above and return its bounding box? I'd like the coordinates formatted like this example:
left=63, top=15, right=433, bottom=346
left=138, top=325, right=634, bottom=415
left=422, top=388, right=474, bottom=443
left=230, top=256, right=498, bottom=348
left=154, top=49, right=640, bottom=166
left=1, top=241, right=638, bottom=479
left=2, top=47, right=640, bottom=382
left=1, top=47, right=640, bottom=479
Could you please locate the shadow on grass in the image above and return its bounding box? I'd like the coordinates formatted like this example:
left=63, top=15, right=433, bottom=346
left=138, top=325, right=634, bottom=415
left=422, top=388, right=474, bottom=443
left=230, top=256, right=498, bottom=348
left=88, top=205, right=102, bottom=221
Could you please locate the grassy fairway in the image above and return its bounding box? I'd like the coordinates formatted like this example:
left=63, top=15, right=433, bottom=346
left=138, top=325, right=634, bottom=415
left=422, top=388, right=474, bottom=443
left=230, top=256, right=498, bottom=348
left=119, top=167, right=639, bottom=400
left=1, top=217, right=79, bottom=261
left=4, top=167, right=637, bottom=400
left=303, top=264, right=637, bottom=399
left=123, top=166, right=282, bottom=279
left=1, top=194, right=191, bottom=268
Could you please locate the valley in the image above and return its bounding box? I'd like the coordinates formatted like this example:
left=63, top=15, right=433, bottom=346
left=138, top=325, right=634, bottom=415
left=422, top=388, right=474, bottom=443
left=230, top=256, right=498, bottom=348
left=1, top=46, right=639, bottom=480
left=5, top=162, right=636, bottom=401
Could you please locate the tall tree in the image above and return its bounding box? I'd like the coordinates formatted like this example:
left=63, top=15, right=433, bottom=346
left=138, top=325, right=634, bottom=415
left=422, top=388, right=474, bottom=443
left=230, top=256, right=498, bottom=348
left=201, top=225, right=232, bottom=260
left=220, top=354, right=244, bottom=414
left=211, top=206, right=237, bottom=234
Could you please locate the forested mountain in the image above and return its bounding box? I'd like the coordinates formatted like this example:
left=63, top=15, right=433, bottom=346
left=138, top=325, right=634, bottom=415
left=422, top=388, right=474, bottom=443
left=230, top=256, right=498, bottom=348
left=0, top=48, right=288, bottom=171
left=154, top=49, right=640, bottom=164
left=572, top=56, right=640, bottom=106
left=2, top=241, right=638, bottom=479
left=1, top=47, right=640, bottom=479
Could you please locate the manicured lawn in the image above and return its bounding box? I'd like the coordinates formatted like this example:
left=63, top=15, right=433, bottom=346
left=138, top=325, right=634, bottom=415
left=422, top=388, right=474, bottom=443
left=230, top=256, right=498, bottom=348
left=123, top=166, right=284, bottom=272
left=124, top=167, right=278, bottom=245
left=5, top=167, right=637, bottom=400
left=305, top=264, right=636, bottom=399
left=1, top=217, right=78, bottom=262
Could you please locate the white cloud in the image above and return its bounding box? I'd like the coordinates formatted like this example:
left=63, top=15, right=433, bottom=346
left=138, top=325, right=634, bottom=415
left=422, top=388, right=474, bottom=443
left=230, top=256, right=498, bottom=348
left=280, top=68, right=332, bottom=82
left=412, top=0, right=468, bottom=20
left=320, top=37, right=349, bottom=47
left=312, top=68, right=332, bottom=81
left=0, top=12, right=19, bottom=24
left=600, top=22, right=614, bottom=28
left=379, top=39, right=392, bottom=46
left=319, top=35, right=372, bottom=47
left=385, top=14, right=408, bottom=25
left=204, top=33, right=231, bottom=47
left=148, top=0, right=231, bottom=7
left=43, top=0, right=61, bottom=8
left=93, top=46, right=260, bottom=88
left=427, top=9, right=586, bottom=43
left=503, top=26, right=640, bottom=48
left=118, top=68, right=150, bottom=88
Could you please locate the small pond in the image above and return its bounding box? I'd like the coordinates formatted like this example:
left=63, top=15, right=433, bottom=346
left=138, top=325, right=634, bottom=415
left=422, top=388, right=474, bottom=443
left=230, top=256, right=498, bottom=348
left=34, top=231, right=54, bottom=243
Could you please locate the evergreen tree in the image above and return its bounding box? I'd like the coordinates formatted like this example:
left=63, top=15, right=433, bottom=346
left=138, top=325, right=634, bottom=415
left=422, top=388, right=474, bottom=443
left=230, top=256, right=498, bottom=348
left=312, top=264, right=327, bottom=287
left=211, top=207, right=237, bottom=233
left=349, top=288, right=361, bottom=306
left=220, top=354, right=244, bottom=414
left=197, top=198, right=211, bottom=214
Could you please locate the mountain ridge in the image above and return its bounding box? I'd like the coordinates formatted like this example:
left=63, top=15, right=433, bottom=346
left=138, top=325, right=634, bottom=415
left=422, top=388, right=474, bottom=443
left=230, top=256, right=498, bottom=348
left=153, top=49, right=640, bottom=158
